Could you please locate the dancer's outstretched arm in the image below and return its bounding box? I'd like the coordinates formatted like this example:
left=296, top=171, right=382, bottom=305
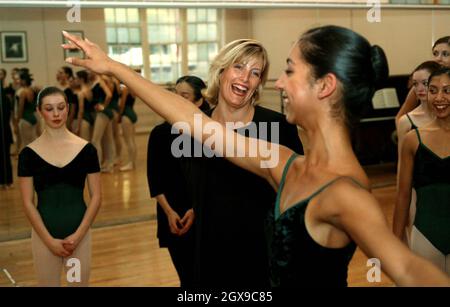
left=62, top=31, right=293, bottom=189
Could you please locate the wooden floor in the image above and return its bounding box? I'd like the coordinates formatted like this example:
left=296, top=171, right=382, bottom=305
left=0, top=132, right=398, bottom=287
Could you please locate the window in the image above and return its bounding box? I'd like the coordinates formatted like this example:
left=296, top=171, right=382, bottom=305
left=146, top=9, right=182, bottom=84
left=105, top=8, right=221, bottom=84
left=105, top=8, right=143, bottom=69
left=187, top=9, right=219, bottom=80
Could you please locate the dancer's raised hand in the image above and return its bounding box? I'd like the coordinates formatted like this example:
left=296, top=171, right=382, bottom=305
left=62, top=30, right=115, bottom=75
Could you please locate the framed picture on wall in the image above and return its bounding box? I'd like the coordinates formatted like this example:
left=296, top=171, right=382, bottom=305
left=62, top=30, right=84, bottom=60
left=1, top=32, right=28, bottom=62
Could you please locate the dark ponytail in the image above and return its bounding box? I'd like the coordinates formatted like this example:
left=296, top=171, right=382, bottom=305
left=371, top=45, right=389, bottom=89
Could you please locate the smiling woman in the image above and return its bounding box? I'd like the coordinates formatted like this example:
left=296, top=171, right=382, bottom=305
left=394, top=67, right=450, bottom=274
left=147, top=39, right=303, bottom=287
left=17, top=86, right=102, bottom=286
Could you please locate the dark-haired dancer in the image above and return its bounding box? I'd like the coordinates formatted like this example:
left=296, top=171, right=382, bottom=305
left=16, top=69, right=37, bottom=150
left=56, top=66, right=78, bottom=131
left=0, top=69, right=13, bottom=188
left=63, top=27, right=449, bottom=286
left=147, top=75, right=209, bottom=286
left=9, top=69, right=22, bottom=154
left=394, top=67, right=450, bottom=274
left=108, top=76, right=123, bottom=167
left=90, top=73, right=113, bottom=172
left=118, top=84, right=137, bottom=171
left=396, top=36, right=450, bottom=124
left=56, top=66, right=73, bottom=90
left=73, top=70, right=94, bottom=140
left=396, top=61, right=442, bottom=246
left=397, top=62, right=442, bottom=147
left=18, top=87, right=101, bottom=286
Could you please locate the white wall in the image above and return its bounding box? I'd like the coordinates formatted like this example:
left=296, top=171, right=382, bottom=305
left=224, top=9, right=251, bottom=42
left=2, top=7, right=448, bottom=83
left=0, top=8, right=106, bottom=87
left=251, top=8, right=450, bottom=79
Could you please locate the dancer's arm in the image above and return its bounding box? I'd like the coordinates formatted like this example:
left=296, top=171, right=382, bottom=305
left=16, top=90, right=27, bottom=122
left=118, top=85, right=128, bottom=116
left=65, top=171, right=101, bottom=251
left=330, top=182, right=449, bottom=286
left=62, top=31, right=292, bottom=189
left=396, top=114, right=412, bottom=158
left=392, top=131, right=417, bottom=242
left=98, top=76, right=112, bottom=109
left=19, top=176, right=72, bottom=257
left=395, top=114, right=412, bottom=185
left=67, top=98, right=76, bottom=131
left=75, top=92, right=84, bottom=135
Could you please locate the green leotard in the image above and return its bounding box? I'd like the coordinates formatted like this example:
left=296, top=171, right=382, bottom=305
left=16, top=94, right=37, bottom=125
left=412, top=128, right=450, bottom=254
left=18, top=144, right=100, bottom=239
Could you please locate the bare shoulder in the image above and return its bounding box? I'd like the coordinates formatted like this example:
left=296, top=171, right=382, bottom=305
left=18, top=88, right=30, bottom=98
left=397, top=114, right=412, bottom=134
left=398, top=113, right=409, bottom=125
left=318, top=178, right=383, bottom=221
left=269, top=145, right=303, bottom=189
left=403, top=129, right=420, bottom=151
left=26, top=135, right=44, bottom=151
left=77, top=90, right=84, bottom=99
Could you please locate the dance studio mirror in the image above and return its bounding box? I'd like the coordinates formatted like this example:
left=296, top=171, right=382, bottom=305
left=0, top=3, right=449, bottom=242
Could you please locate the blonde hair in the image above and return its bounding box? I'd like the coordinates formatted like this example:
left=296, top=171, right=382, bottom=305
left=204, top=39, right=269, bottom=106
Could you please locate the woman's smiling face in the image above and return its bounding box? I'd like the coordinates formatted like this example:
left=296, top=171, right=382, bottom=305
left=218, top=56, right=263, bottom=108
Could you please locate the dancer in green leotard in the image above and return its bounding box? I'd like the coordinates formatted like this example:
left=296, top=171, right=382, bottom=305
left=18, top=86, right=101, bottom=286
left=396, top=61, right=442, bottom=246
left=118, top=83, right=137, bottom=171
left=395, top=67, right=450, bottom=274
left=16, top=69, right=37, bottom=150
left=73, top=70, right=94, bottom=140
